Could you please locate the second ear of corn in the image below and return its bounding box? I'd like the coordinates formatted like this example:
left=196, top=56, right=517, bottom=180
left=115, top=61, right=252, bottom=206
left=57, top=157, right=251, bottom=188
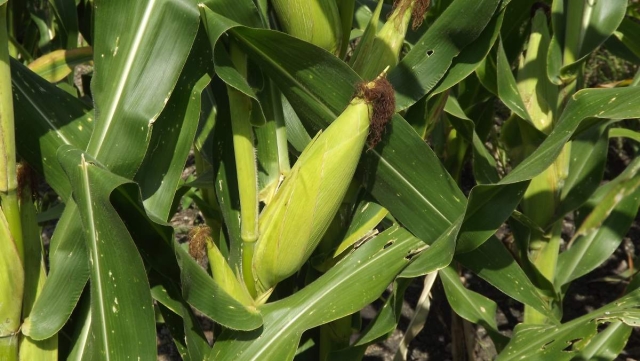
left=251, top=76, right=393, bottom=297
left=270, top=0, right=342, bottom=55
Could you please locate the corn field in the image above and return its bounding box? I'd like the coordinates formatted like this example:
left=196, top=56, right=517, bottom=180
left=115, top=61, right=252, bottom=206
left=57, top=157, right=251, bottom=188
left=2, top=0, right=640, bottom=360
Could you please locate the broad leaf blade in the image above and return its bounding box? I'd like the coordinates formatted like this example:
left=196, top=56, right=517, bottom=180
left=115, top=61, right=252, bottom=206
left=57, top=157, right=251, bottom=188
left=496, top=288, right=640, bottom=361
left=210, top=226, right=426, bottom=361
left=58, top=146, right=156, bottom=360
left=88, top=0, right=199, bottom=178
left=389, top=0, right=501, bottom=110
left=135, top=26, right=213, bottom=221
left=13, top=59, right=92, bottom=201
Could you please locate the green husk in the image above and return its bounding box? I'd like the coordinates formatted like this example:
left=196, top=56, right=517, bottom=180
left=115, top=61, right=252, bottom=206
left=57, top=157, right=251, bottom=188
left=252, top=97, right=371, bottom=295
left=271, top=0, right=342, bottom=55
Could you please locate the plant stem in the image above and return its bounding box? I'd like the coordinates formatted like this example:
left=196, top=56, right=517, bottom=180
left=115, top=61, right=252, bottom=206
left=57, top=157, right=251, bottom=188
left=524, top=222, right=562, bottom=324
left=228, top=42, right=258, bottom=297
left=0, top=3, right=22, bottom=262
left=0, top=4, right=23, bottom=360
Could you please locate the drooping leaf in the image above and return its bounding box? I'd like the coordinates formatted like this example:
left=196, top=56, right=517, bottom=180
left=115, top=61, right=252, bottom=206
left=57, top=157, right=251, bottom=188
left=57, top=146, right=157, bottom=360
left=389, top=0, right=501, bottom=110
left=440, top=266, right=509, bottom=350
left=210, top=226, right=426, bottom=360
left=135, top=25, right=213, bottom=221
left=13, top=59, right=93, bottom=201
left=496, top=288, right=640, bottom=361
left=27, top=47, right=92, bottom=83
left=555, top=158, right=640, bottom=288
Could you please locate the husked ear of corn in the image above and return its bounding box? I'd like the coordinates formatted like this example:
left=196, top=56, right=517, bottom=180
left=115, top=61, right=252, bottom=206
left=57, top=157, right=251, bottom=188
left=270, top=0, right=342, bottom=55
left=252, top=75, right=395, bottom=296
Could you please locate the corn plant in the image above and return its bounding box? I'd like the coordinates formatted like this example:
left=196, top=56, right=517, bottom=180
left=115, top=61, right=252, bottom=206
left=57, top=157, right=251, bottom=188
left=2, top=0, right=640, bottom=360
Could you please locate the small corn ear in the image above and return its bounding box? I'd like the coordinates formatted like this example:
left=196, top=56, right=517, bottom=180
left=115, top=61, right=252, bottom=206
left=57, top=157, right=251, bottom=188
left=206, top=235, right=255, bottom=307
left=252, top=75, right=395, bottom=296
left=270, top=0, right=342, bottom=55
left=351, top=0, right=429, bottom=80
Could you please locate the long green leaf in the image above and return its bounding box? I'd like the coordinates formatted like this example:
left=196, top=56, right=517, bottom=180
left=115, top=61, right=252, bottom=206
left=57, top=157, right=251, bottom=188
left=555, top=159, right=640, bottom=287
left=18, top=188, right=57, bottom=360
left=431, top=8, right=504, bottom=95
left=440, top=266, right=509, bottom=350
left=547, top=0, right=626, bottom=84
left=12, top=59, right=92, bottom=201
left=87, top=0, right=199, bottom=178
left=389, top=0, right=501, bottom=110
left=21, top=203, right=87, bottom=340
left=210, top=226, right=426, bottom=360
left=57, top=146, right=156, bottom=360
left=496, top=288, right=640, bottom=360
left=135, top=25, right=213, bottom=221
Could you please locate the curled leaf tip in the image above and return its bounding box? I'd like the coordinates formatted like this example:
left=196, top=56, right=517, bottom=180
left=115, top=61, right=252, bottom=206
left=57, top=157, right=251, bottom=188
left=357, top=73, right=395, bottom=148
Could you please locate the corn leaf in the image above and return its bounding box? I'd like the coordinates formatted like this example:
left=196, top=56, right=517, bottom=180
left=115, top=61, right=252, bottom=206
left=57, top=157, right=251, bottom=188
left=440, top=265, right=510, bottom=350
left=13, top=59, right=92, bottom=201
left=389, top=0, right=501, bottom=110
left=496, top=288, right=640, bottom=361
left=555, top=158, right=640, bottom=288
left=49, top=0, right=80, bottom=49
left=21, top=204, right=87, bottom=340
left=210, top=226, right=426, bottom=361
left=554, top=124, right=609, bottom=222
left=151, top=279, right=210, bottom=361
left=87, top=0, right=199, bottom=178
left=27, top=47, right=92, bottom=83
left=18, top=189, right=57, bottom=360
left=431, top=8, right=504, bottom=95
left=135, top=26, right=213, bottom=221
left=547, top=0, right=626, bottom=84
left=613, top=17, right=640, bottom=60
left=57, top=146, right=157, bottom=360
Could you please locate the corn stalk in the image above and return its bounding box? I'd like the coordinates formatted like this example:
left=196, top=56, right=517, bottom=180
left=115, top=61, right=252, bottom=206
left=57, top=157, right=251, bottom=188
left=0, top=3, right=23, bottom=359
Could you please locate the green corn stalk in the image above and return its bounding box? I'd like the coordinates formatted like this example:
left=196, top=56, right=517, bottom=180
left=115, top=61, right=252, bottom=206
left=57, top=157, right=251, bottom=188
left=252, top=75, right=394, bottom=298
left=0, top=3, right=24, bottom=359
left=270, top=0, right=342, bottom=55
left=350, top=0, right=427, bottom=80
left=516, top=10, right=568, bottom=324
left=226, top=42, right=260, bottom=297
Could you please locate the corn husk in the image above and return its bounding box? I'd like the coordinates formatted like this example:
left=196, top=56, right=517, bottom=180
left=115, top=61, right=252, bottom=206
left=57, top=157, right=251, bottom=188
left=271, top=0, right=342, bottom=55
left=252, top=98, right=371, bottom=295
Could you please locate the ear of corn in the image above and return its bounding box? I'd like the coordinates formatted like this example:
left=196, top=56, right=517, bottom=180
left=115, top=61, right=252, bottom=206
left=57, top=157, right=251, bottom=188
left=252, top=99, right=370, bottom=295
left=351, top=0, right=429, bottom=80
left=270, top=0, right=342, bottom=55
left=187, top=226, right=255, bottom=307
left=251, top=75, right=394, bottom=296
